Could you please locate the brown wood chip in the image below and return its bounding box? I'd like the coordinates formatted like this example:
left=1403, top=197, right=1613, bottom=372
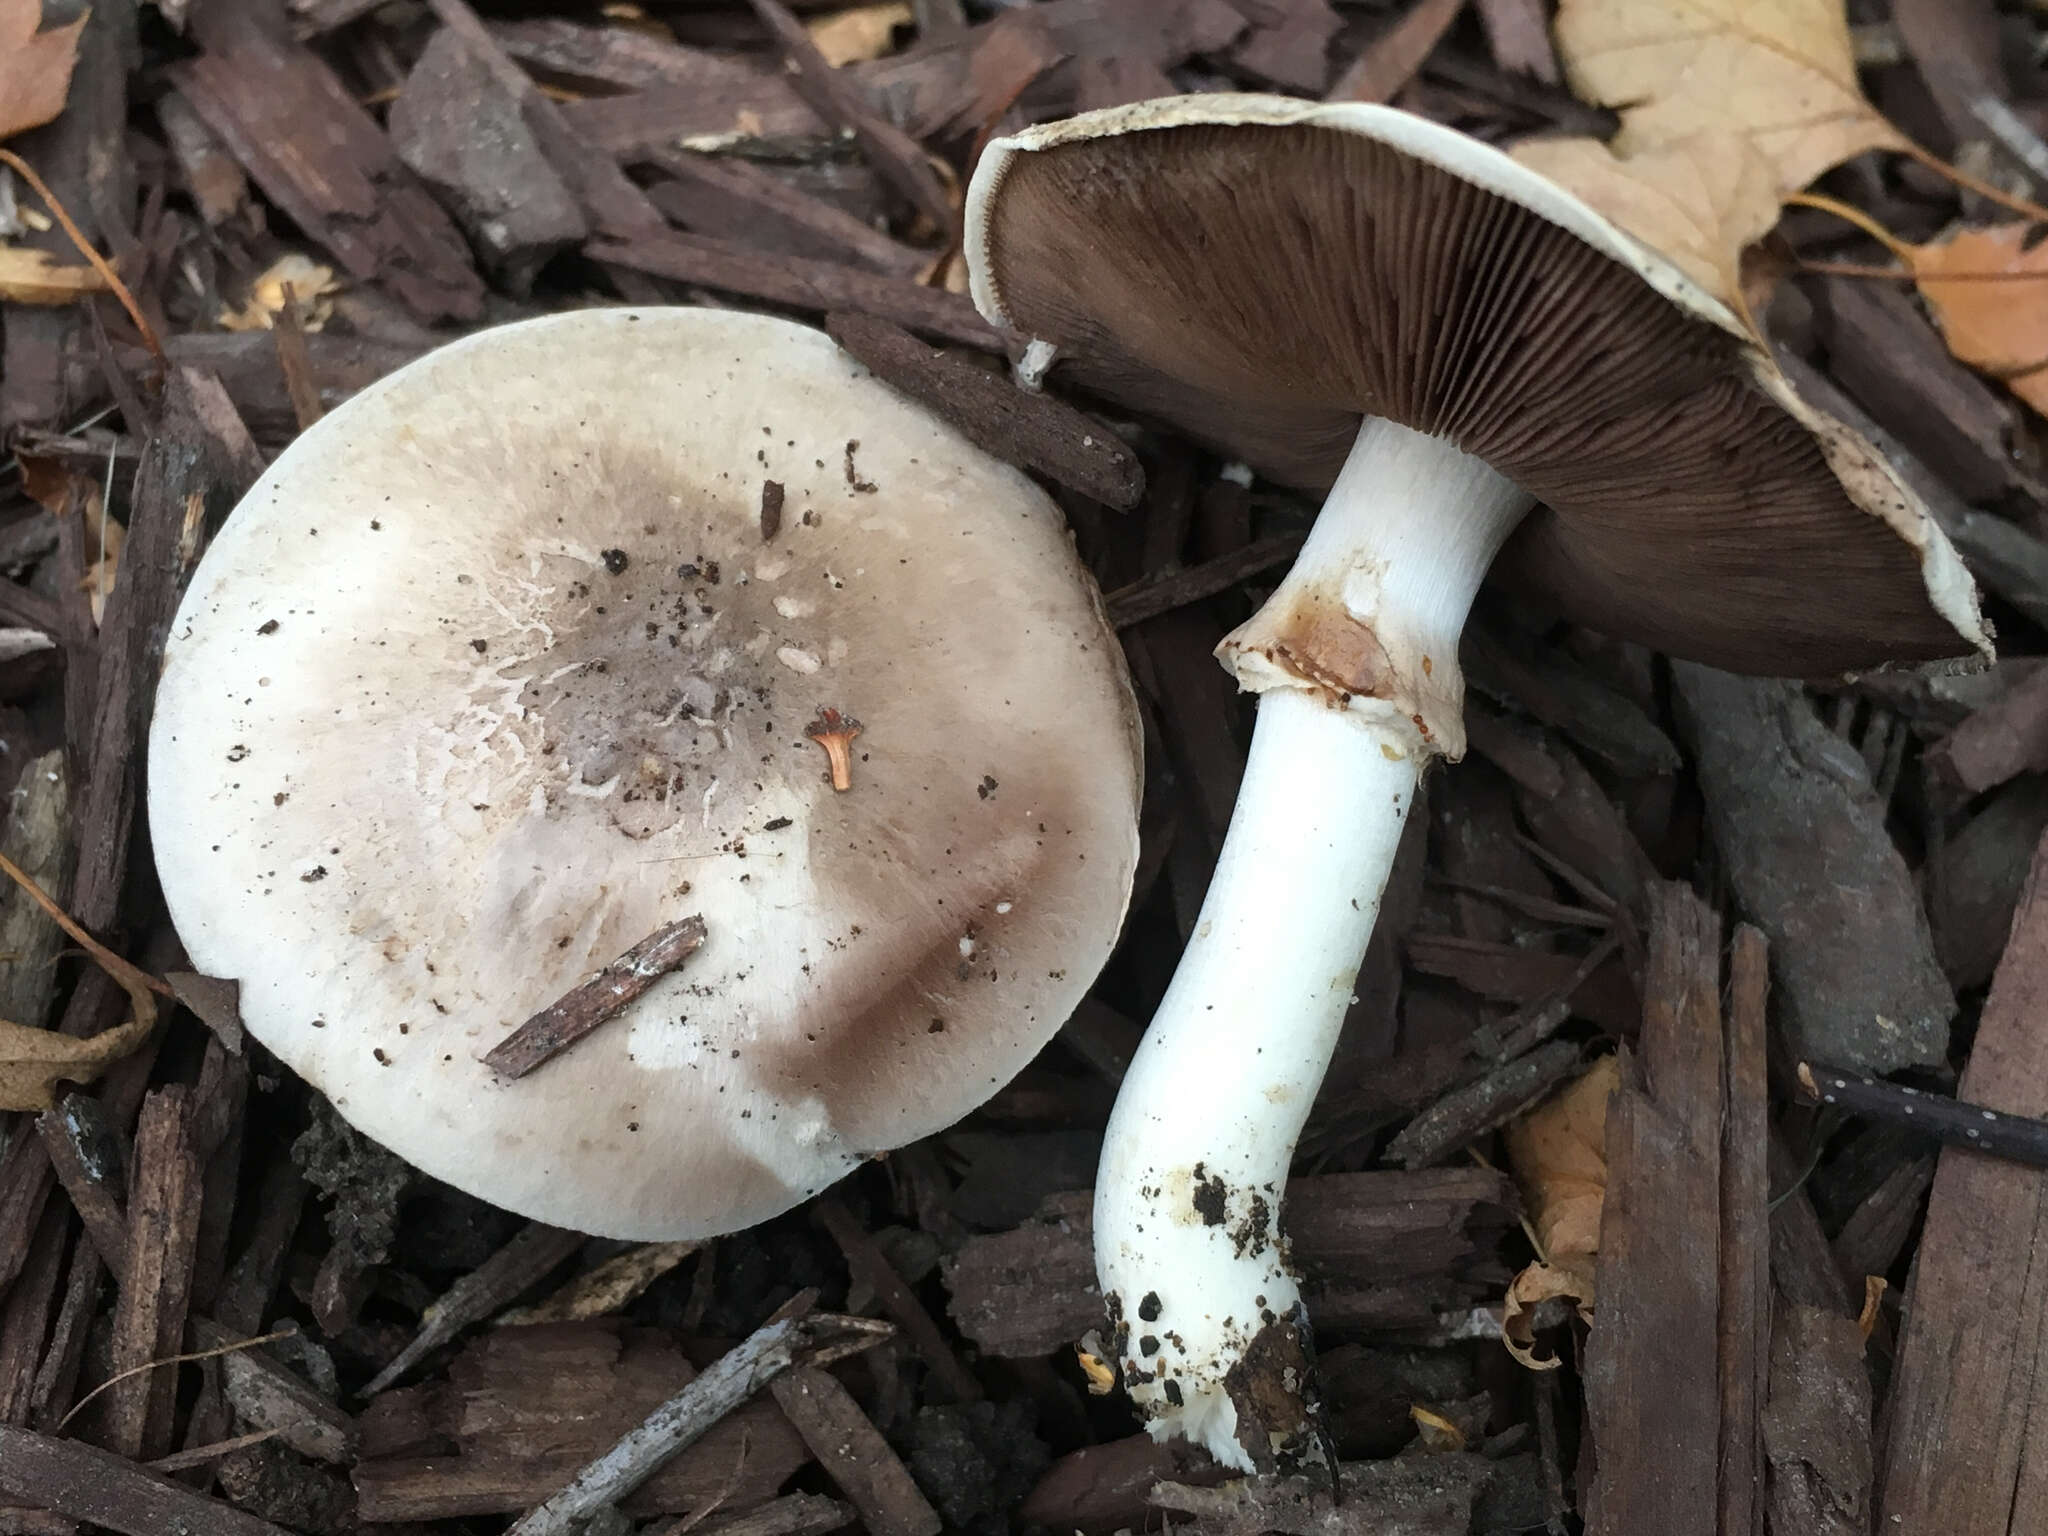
left=944, top=1168, right=1516, bottom=1358
left=103, top=1085, right=205, bottom=1461
left=1104, top=533, right=1305, bottom=628
left=1926, top=660, right=2048, bottom=798
left=1718, top=927, right=1770, bottom=1536
left=769, top=1366, right=942, bottom=1536
left=1878, top=825, right=2048, bottom=1525
left=0, top=1425, right=294, bottom=1536
left=588, top=231, right=1002, bottom=352
left=1582, top=884, right=1723, bottom=1536
left=827, top=312, right=1144, bottom=507
left=356, top=1320, right=810, bottom=1521
left=1326, top=0, right=1466, bottom=103
left=173, top=7, right=484, bottom=323
left=746, top=0, right=958, bottom=239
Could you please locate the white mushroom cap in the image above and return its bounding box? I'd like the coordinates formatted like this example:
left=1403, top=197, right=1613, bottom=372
left=149, top=308, right=1142, bottom=1240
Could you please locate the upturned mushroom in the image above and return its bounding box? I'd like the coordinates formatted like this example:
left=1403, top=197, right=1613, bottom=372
left=965, top=94, right=1988, bottom=1470
left=148, top=307, right=1142, bottom=1240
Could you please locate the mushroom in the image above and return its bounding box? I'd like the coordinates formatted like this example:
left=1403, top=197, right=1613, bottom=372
left=964, top=94, right=1989, bottom=1470
left=148, top=307, right=1142, bottom=1240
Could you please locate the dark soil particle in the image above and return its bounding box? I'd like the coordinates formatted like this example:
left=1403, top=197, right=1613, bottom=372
left=1190, top=1163, right=1229, bottom=1227
left=292, top=1097, right=411, bottom=1272
left=906, top=1400, right=1050, bottom=1536
left=215, top=1441, right=357, bottom=1534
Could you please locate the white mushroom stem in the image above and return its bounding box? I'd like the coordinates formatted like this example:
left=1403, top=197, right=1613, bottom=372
left=1097, top=418, right=1535, bottom=1472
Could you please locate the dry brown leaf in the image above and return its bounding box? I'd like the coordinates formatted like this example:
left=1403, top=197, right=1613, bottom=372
left=0, top=244, right=109, bottom=304
left=1505, top=1051, right=1618, bottom=1263
left=1498, top=1053, right=1618, bottom=1369
left=806, top=2, right=913, bottom=66
left=1511, top=131, right=1779, bottom=312
left=19, top=451, right=122, bottom=625
left=218, top=253, right=339, bottom=332
left=1551, top=0, right=1905, bottom=196
left=0, top=1012, right=152, bottom=1111
left=0, top=849, right=163, bottom=1110
left=0, top=0, right=89, bottom=143
left=1501, top=1255, right=1596, bottom=1369
left=1525, top=0, right=1918, bottom=319
left=1913, top=223, right=2048, bottom=419
left=1408, top=1404, right=1467, bottom=1452
left=79, top=486, right=123, bottom=627
left=16, top=450, right=92, bottom=518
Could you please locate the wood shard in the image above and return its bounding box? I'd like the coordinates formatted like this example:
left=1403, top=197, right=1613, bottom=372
left=483, top=916, right=707, bottom=1079
left=1673, top=664, right=1954, bottom=1073
left=353, top=1320, right=809, bottom=1521
left=36, top=1094, right=130, bottom=1282
left=769, top=1365, right=942, bottom=1536
left=103, top=1085, right=204, bottom=1461
left=1152, top=1454, right=1492, bottom=1535
left=1582, top=883, right=1723, bottom=1536
left=585, top=230, right=1002, bottom=353
left=1879, top=826, right=2048, bottom=1528
left=944, top=1168, right=1516, bottom=1358
left=1719, top=926, right=1770, bottom=1536
left=745, top=0, right=958, bottom=240
left=826, top=312, right=1146, bottom=509
left=814, top=1198, right=980, bottom=1402
left=1104, top=534, right=1306, bottom=629
left=387, top=26, right=589, bottom=292
left=1925, top=660, right=2048, bottom=799
left=1763, top=1305, right=1871, bottom=1536
left=172, top=7, right=484, bottom=323
left=0, top=1425, right=294, bottom=1536
left=363, top=1221, right=586, bottom=1396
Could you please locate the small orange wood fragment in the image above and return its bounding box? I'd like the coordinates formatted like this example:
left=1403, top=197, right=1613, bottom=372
left=806, top=708, right=862, bottom=791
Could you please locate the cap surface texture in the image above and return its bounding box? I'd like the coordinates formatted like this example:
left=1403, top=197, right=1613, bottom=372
left=967, top=95, right=1985, bottom=675
left=149, top=307, right=1142, bottom=1240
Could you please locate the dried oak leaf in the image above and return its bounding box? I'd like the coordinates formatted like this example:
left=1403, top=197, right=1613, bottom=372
left=1516, top=0, right=1905, bottom=318
left=0, top=1012, right=152, bottom=1111
left=18, top=453, right=121, bottom=624
left=0, top=849, right=161, bottom=1110
left=806, top=1, right=911, bottom=65
left=0, top=0, right=88, bottom=143
left=1501, top=1258, right=1595, bottom=1370
left=1498, top=1052, right=1618, bottom=1368
left=1913, top=223, right=2048, bottom=419
left=218, top=253, right=339, bottom=332
left=1550, top=0, right=1903, bottom=194
left=1512, top=130, right=1780, bottom=313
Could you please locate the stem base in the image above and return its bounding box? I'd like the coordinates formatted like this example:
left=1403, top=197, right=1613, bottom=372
left=1097, top=690, right=1421, bottom=1471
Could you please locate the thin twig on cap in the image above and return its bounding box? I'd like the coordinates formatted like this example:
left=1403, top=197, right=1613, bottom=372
left=1797, top=1062, right=2048, bottom=1169
left=506, top=1301, right=894, bottom=1536
left=483, top=915, right=707, bottom=1079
